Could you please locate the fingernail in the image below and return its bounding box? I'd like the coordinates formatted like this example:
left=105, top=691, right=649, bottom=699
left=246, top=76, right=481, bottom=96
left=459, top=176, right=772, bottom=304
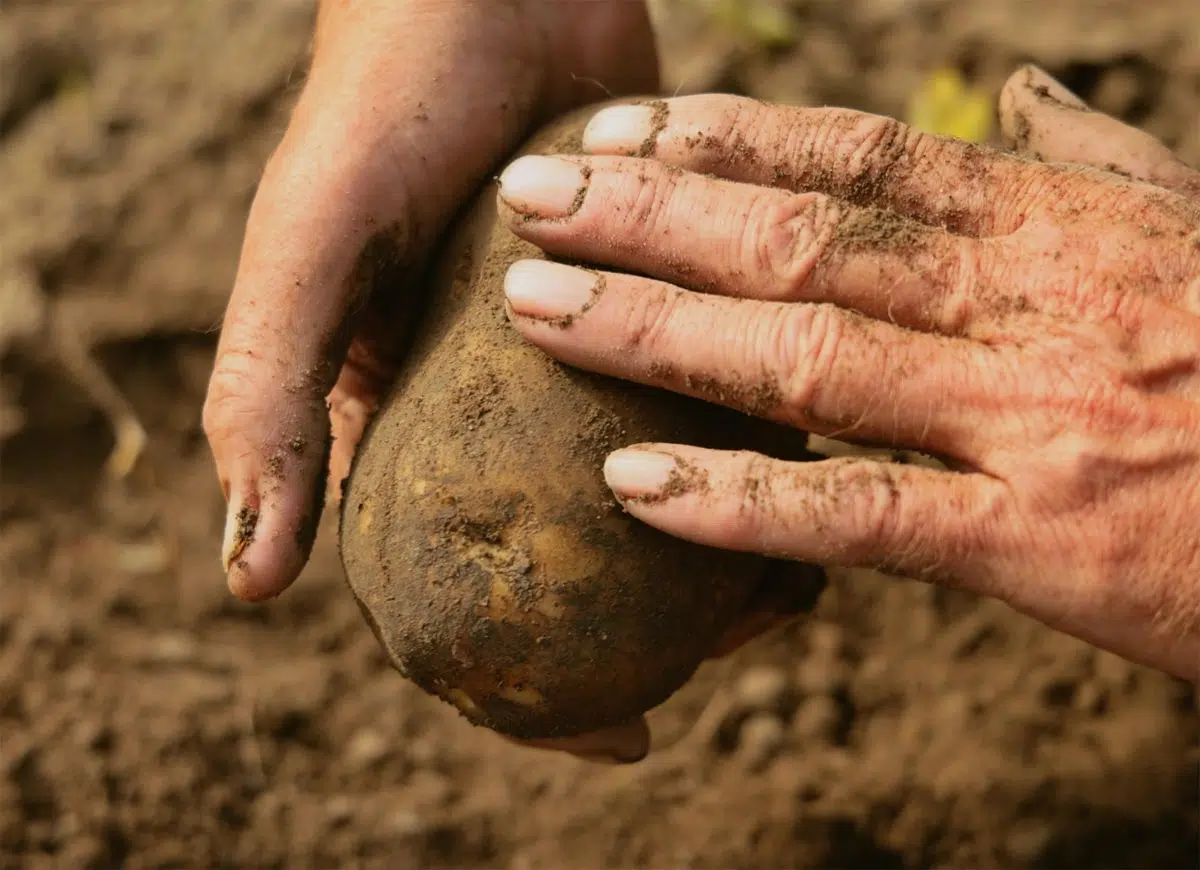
left=583, top=103, right=657, bottom=154
left=1024, top=64, right=1089, bottom=111
left=221, top=497, right=258, bottom=571
left=504, top=260, right=597, bottom=322
left=498, top=155, right=590, bottom=218
left=604, top=449, right=678, bottom=500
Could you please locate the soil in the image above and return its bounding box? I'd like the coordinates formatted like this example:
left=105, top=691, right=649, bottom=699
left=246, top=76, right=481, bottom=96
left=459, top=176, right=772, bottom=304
left=1, top=1, right=1197, bottom=868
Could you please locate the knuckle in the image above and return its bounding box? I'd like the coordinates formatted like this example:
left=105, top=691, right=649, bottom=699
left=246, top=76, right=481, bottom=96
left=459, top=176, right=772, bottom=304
left=775, top=303, right=843, bottom=418
left=748, top=192, right=837, bottom=298
left=619, top=165, right=680, bottom=235
left=835, top=459, right=909, bottom=556
left=853, top=115, right=914, bottom=171
left=621, top=282, right=685, bottom=355
left=823, top=113, right=916, bottom=202
left=736, top=450, right=779, bottom=527
left=1068, top=375, right=1135, bottom=430
left=939, top=239, right=986, bottom=335
left=200, top=361, right=246, bottom=444
left=710, top=94, right=773, bottom=158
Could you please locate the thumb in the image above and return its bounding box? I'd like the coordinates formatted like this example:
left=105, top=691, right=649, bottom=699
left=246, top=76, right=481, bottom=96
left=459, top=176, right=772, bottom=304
left=203, top=104, right=418, bottom=602
left=202, top=16, right=548, bottom=602
left=999, top=64, right=1200, bottom=200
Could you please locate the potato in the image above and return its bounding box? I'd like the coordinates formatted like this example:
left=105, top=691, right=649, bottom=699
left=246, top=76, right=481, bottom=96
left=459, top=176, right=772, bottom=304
left=339, top=100, right=820, bottom=740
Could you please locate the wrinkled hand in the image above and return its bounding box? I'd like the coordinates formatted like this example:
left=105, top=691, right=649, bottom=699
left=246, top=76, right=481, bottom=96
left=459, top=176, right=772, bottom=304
left=498, top=66, right=1200, bottom=682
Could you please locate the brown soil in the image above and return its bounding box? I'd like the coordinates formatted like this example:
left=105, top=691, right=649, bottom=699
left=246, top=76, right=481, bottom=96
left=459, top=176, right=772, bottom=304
left=0, top=1, right=1197, bottom=868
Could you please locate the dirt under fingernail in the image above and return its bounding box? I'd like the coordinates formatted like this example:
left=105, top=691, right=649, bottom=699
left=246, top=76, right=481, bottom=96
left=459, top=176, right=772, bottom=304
left=633, top=98, right=669, bottom=158
left=225, top=502, right=258, bottom=569
left=623, top=454, right=710, bottom=505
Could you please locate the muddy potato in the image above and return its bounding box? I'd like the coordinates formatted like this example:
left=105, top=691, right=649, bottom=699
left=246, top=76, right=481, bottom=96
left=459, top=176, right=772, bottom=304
left=339, top=100, right=819, bottom=740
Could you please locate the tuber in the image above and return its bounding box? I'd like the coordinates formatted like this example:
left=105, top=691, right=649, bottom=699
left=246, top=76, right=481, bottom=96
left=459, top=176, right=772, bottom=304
left=339, top=100, right=819, bottom=740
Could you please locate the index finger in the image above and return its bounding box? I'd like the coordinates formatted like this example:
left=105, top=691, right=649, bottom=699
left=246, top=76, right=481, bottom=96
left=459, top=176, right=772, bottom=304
left=581, top=94, right=1034, bottom=237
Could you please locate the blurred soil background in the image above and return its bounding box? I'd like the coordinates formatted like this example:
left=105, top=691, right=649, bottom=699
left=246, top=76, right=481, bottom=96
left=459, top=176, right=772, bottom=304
left=0, top=1, right=1197, bottom=867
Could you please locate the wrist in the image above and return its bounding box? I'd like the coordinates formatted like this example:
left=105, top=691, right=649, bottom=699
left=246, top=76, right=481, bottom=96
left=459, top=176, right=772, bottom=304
left=292, top=1, right=550, bottom=162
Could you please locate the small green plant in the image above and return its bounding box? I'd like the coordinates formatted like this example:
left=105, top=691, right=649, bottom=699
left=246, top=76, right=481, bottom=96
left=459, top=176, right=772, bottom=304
left=710, top=0, right=798, bottom=49
left=906, top=68, right=994, bottom=142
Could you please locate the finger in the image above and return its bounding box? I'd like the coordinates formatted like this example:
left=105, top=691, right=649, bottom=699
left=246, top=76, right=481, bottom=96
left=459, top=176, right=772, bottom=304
left=602, top=444, right=1005, bottom=589
left=497, top=154, right=991, bottom=336
left=504, top=260, right=990, bottom=456
left=512, top=716, right=650, bottom=764
left=999, top=64, right=1200, bottom=200
left=579, top=93, right=1030, bottom=236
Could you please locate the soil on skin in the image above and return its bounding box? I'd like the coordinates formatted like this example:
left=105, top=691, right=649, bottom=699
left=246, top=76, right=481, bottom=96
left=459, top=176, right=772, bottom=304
left=0, top=1, right=1197, bottom=868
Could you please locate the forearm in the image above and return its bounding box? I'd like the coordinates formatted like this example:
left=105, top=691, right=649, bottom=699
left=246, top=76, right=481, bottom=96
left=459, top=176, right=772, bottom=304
left=311, top=0, right=658, bottom=118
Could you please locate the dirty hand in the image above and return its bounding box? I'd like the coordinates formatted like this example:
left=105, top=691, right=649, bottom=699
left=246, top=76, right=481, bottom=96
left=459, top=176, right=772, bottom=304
left=202, top=0, right=657, bottom=602
left=498, top=65, right=1200, bottom=682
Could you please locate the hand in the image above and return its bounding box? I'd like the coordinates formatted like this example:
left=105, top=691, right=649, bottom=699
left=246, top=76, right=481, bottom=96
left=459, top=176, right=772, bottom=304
left=202, top=0, right=657, bottom=602
left=496, top=66, right=1200, bottom=682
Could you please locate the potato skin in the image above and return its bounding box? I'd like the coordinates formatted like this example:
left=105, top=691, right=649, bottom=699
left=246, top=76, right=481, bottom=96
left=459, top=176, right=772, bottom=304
left=339, top=100, right=815, bottom=740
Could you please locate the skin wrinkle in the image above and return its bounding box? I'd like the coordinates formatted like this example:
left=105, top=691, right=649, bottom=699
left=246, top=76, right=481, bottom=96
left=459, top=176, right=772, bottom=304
left=818, top=460, right=912, bottom=565
left=676, top=173, right=725, bottom=266
left=622, top=281, right=683, bottom=354
left=844, top=116, right=959, bottom=230
left=761, top=302, right=803, bottom=427
left=849, top=116, right=911, bottom=197
left=930, top=237, right=978, bottom=335
left=777, top=303, right=842, bottom=430
left=737, top=451, right=780, bottom=548
left=820, top=324, right=889, bottom=443
left=628, top=163, right=680, bottom=236
left=586, top=150, right=1007, bottom=345
left=674, top=97, right=1034, bottom=236
left=756, top=192, right=837, bottom=301
left=728, top=98, right=767, bottom=165
left=863, top=458, right=994, bottom=585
